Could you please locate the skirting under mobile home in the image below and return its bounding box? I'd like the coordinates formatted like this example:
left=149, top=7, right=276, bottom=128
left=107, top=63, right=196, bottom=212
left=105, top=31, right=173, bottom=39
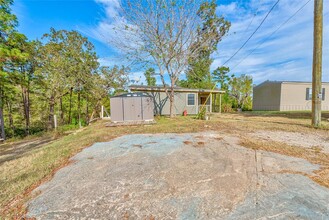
left=253, top=81, right=329, bottom=111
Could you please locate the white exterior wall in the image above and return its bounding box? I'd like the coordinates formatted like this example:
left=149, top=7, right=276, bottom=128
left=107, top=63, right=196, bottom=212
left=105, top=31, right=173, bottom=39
left=253, top=81, right=329, bottom=111
left=280, top=82, right=329, bottom=111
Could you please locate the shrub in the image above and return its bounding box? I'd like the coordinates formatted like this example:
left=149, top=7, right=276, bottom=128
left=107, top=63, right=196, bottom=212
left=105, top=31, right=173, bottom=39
left=222, top=103, right=233, bottom=113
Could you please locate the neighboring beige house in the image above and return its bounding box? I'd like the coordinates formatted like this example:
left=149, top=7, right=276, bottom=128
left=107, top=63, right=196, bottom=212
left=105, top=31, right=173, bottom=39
left=129, top=85, right=225, bottom=115
left=253, top=81, right=329, bottom=111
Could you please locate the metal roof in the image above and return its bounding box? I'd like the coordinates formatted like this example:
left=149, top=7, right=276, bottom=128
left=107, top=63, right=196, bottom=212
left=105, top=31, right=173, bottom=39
left=129, top=85, right=225, bottom=94
left=254, top=80, right=329, bottom=88
left=112, top=92, right=152, bottom=98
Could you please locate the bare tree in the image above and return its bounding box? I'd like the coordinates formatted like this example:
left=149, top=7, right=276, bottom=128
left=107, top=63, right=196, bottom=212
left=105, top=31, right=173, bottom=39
left=110, top=0, right=226, bottom=117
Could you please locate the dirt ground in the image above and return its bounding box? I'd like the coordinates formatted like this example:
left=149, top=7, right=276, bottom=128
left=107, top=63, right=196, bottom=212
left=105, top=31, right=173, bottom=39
left=26, top=132, right=329, bottom=219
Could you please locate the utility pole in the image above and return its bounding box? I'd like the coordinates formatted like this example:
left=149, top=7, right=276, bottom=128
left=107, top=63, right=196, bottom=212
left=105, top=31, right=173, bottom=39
left=312, top=0, right=323, bottom=127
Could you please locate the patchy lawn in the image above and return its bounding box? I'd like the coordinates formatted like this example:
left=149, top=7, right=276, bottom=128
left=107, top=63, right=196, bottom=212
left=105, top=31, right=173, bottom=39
left=0, top=112, right=328, bottom=218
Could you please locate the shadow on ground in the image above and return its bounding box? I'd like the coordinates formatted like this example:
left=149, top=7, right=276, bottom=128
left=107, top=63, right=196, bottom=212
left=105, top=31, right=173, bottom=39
left=0, top=138, right=55, bottom=165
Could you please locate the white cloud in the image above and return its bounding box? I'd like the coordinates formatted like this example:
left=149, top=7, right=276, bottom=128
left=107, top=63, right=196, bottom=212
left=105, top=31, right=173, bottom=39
left=88, top=0, right=329, bottom=85
left=95, top=0, right=121, bottom=19
left=217, top=2, right=240, bottom=16
left=128, top=71, right=145, bottom=85
left=81, top=0, right=129, bottom=49
left=213, top=0, right=329, bottom=84
left=98, top=56, right=127, bottom=67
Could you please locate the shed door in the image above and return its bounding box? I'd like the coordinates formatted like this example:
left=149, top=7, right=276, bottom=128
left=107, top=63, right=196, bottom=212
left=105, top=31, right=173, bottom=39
left=142, top=97, right=154, bottom=120
left=123, top=97, right=142, bottom=121
left=110, top=98, right=124, bottom=122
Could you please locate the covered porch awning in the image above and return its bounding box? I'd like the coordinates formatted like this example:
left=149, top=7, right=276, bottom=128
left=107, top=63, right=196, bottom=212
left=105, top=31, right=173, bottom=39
left=198, top=91, right=224, bottom=113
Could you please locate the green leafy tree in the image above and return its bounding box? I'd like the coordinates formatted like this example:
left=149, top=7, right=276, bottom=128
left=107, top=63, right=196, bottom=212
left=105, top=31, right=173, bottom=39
left=37, top=29, right=100, bottom=129
left=212, top=66, right=235, bottom=112
left=64, top=30, right=99, bottom=127
left=212, top=66, right=233, bottom=90
left=88, top=65, right=129, bottom=123
left=37, top=29, right=67, bottom=129
left=99, top=65, right=129, bottom=92
left=0, top=2, right=134, bottom=139
left=229, top=74, right=253, bottom=110
left=184, top=0, right=230, bottom=89
left=144, top=68, right=156, bottom=86
left=0, top=0, right=28, bottom=140
left=8, top=35, right=37, bottom=136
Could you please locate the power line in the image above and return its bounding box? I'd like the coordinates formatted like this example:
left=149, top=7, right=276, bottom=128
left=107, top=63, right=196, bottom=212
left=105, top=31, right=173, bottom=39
left=243, top=12, right=257, bottom=33
left=222, top=0, right=281, bottom=66
left=187, top=0, right=311, bottom=86
left=231, top=0, right=311, bottom=71
left=243, top=2, right=261, bottom=34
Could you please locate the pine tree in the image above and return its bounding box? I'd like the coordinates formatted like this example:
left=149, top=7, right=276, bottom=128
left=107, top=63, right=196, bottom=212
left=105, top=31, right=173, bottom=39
left=144, top=68, right=156, bottom=86
left=0, top=0, right=27, bottom=140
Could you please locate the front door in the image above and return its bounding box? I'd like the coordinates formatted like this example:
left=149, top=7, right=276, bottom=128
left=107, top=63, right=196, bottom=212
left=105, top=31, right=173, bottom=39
left=200, top=97, right=208, bottom=105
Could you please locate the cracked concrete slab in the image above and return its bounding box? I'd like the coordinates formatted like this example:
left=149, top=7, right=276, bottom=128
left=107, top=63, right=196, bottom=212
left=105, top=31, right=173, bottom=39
left=26, top=133, right=329, bottom=219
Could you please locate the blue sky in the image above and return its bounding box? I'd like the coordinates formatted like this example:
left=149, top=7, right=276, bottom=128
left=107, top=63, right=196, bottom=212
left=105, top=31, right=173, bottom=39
left=12, top=0, right=329, bottom=85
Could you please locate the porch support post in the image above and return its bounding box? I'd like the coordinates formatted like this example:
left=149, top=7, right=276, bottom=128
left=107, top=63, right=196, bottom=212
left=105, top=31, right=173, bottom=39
left=196, top=93, right=199, bottom=114
left=210, top=93, right=212, bottom=113
left=219, top=94, right=222, bottom=114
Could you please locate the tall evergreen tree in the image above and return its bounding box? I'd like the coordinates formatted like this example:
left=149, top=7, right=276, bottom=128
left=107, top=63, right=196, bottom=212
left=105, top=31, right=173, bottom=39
left=0, top=0, right=27, bottom=140
left=144, top=68, right=156, bottom=86
left=14, top=40, right=41, bottom=135
left=212, top=66, right=232, bottom=90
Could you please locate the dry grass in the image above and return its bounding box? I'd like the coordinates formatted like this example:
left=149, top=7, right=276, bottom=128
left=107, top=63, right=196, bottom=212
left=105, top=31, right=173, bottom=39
left=239, top=137, right=329, bottom=188
left=0, top=111, right=328, bottom=218
left=0, top=116, right=209, bottom=218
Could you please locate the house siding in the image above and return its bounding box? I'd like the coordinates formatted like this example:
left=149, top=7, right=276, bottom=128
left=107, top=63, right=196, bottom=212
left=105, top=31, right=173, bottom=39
left=253, top=82, right=281, bottom=111
left=146, top=91, right=198, bottom=115
left=253, top=81, right=329, bottom=111
left=280, top=83, right=329, bottom=111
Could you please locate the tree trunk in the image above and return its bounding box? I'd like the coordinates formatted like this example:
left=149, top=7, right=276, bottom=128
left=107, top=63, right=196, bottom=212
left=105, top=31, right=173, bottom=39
left=89, top=100, right=100, bottom=122
left=78, top=91, right=81, bottom=128
left=68, top=87, right=73, bottom=124
left=85, top=95, right=89, bottom=125
left=6, top=100, right=14, bottom=132
left=0, top=88, right=5, bottom=140
left=60, top=97, right=64, bottom=125
left=22, top=86, right=30, bottom=136
left=169, top=79, right=176, bottom=118
left=0, top=106, right=5, bottom=140
left=48, top=94, right=55, bottom=130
